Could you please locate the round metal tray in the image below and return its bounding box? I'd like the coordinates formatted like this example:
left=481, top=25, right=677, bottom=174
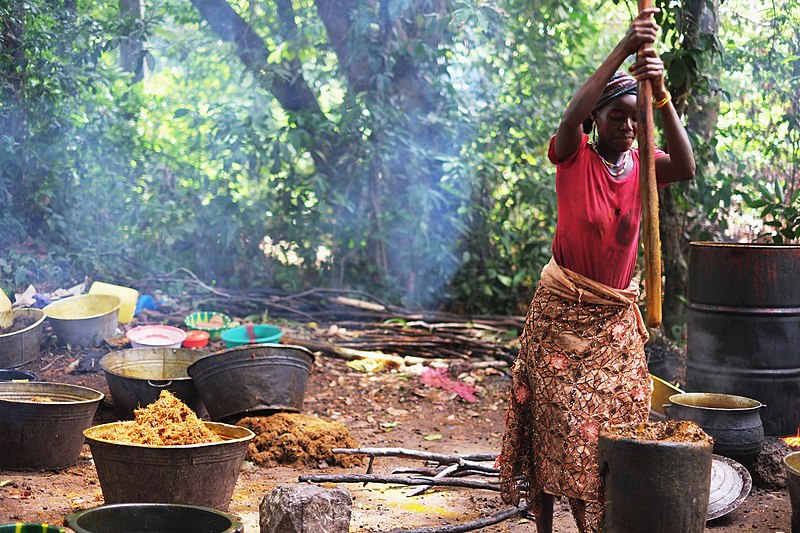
left=708, top=454, right=752, bottom=521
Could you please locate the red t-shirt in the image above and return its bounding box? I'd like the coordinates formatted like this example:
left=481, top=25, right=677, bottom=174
left=548, top=134, right=665, bottom=289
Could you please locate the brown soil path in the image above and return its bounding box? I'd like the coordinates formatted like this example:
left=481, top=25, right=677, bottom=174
left=1, top=346, right=792, bottom=532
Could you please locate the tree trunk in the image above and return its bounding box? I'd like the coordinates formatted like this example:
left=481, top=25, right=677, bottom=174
left=660, top=0, right=721, bottom=339
left=190, top=0, right=322, bottom=114
left=119, top=0, right=146, bottom=82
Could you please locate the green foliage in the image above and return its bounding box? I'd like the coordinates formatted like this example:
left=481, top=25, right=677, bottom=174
left=716, top=0, right=800, bottom=242
left=2, top=0, right=800, bottom=317
left=0, top=0, right=142, bottom=288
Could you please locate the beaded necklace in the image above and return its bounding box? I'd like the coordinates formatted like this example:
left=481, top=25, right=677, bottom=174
left=590, top=143, right=630, bottom=177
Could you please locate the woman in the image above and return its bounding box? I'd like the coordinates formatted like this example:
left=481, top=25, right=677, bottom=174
left=498, top=7, right=695, bottom=533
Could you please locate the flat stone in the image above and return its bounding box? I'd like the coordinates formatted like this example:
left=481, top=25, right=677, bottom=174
left=260, top=483, right=352, bottom=533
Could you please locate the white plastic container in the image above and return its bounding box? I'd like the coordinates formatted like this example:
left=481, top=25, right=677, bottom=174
left=126, top=325, right=187, bottom=349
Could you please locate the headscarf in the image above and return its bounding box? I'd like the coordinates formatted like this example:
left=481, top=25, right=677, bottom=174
left=594, top=70, right=637, bottom=111
left=582, top=71, right=638, bottom=133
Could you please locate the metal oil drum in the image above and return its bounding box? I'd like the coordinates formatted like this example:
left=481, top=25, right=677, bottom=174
left=686, top=242, right=800, bottom=436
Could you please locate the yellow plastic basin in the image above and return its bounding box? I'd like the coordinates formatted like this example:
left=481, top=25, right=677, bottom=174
left=651, top=373, right=684, bottom=415
left=44, top=294, right=121, bottom=320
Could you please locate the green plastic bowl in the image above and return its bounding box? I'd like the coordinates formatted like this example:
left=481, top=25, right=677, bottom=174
left=220, top=325, right=282, bottom=348
left=183, top=312, right=232, bottom=340
left=0, top=524, right=65, bottom=532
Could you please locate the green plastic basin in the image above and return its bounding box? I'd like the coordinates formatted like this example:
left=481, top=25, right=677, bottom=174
left=220, top=325, right=282, bottom=348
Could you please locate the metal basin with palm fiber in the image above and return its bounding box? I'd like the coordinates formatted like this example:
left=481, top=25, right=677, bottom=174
left=187, top=344, right=314, bottom=421
left=0, top=308, right=46, bottom=368
left=84, top=422, right=254, bottom=511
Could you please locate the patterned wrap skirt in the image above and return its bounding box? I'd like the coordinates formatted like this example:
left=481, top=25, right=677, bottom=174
left=499, top=258, right=652, bottom=511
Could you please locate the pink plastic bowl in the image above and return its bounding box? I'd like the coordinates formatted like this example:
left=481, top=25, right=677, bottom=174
left=126, top=325, right=187, bottom=349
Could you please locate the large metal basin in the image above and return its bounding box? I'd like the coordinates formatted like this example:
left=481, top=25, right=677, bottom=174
left=84, top=421, right=253, bottom=511
left=0, top=382, right=104, bottom=469
left=188, top=344, right=314, bottom=421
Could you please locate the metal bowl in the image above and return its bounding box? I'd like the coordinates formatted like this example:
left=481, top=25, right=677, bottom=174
left=0, top=381, right=104, bottom=469
left=0, top=308, right=46, bottom=368
left=65, top=503, right=243, bottom=533
left=44, top=294, right=121, bottom=347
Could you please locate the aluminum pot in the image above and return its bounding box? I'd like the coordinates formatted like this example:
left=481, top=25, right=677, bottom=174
left=100, top=348, right=207, bottom=419
left=188, top=344, right=314, bottom=421
left=0, top=382, right=104, bottom=469
left=664, top=392, right=765, bottom=461
left=65, top=503, right=243, bottom=533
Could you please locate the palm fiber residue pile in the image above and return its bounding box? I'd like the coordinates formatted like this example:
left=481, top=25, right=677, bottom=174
left=5, top=313, right=37, bottom=334
left=238, top=413, right=362, bottom=467
left=610, top=420, right=713, bottom=444
left=94, top=390, right=222, bottom=445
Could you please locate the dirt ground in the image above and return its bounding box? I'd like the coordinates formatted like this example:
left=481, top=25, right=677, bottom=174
left=0, top=329, right=793, bottom=532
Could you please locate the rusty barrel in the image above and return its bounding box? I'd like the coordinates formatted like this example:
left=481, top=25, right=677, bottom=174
left=686, top=242, right=800, bottom=436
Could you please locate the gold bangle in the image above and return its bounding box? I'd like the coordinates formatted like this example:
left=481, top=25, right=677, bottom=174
left=654, top=92, right=672, bottom=109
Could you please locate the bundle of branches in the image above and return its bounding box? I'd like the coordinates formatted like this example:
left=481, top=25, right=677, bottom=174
left=299, top=447, right=528, bottom=533
left=137, top=269, right=524, bottom=328
left=308, top=319, right=518, bottom=362
left=136, top=270, right=522, bottom=364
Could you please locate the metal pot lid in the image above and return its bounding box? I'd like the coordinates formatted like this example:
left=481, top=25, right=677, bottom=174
left=708, top=454, right=752, bottom=521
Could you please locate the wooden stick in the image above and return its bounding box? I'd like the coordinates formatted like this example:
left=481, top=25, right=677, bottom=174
left=333, top=295, right=387, bottom=312
left=282, top=336, right=406, bottom=367
left=407, top=463, right=461, bottom=497
left=298, top=473, right=500, bottom=491
left=373, top=502, right=529, bottom=533
left=637, top=0, right=662, bottom=328
left=333, top=447, right=498, bottom=463
left=392, top=467, right=498, bottom=478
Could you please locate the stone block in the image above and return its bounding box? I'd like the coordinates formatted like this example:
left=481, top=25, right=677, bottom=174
left=260, top=483, right=352, bottom=533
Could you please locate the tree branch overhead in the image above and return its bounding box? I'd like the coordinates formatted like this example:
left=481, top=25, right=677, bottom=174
left=190, top=0, right=321, bottom=113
